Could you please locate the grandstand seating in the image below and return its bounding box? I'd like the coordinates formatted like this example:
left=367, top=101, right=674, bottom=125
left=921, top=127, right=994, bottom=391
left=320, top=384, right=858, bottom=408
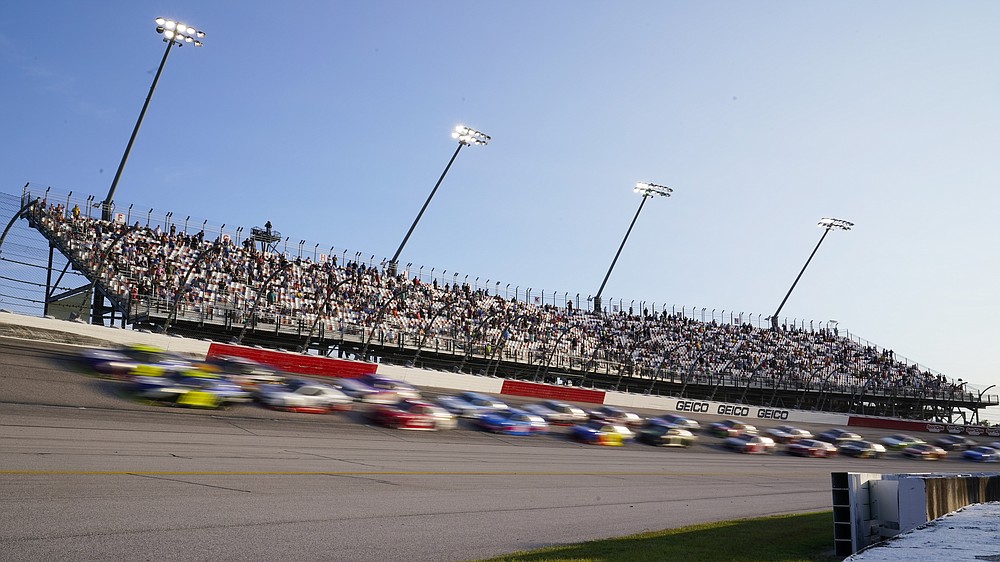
left=22, top=193, right=977, bottom=416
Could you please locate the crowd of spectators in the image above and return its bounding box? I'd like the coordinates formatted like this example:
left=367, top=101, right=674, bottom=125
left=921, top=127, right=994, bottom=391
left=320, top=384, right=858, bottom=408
left=28, top=198, right=964, bottom=399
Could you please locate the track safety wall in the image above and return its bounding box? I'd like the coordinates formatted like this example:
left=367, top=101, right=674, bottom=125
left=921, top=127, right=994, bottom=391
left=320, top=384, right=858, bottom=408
left=206, top=342, right=377, bottom=378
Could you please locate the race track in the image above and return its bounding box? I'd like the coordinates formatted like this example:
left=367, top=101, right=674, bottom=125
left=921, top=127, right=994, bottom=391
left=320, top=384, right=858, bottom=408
left=0, top=338, right=971, bottom=561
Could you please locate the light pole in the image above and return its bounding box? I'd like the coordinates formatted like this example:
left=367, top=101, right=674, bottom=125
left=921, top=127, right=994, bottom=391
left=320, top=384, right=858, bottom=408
left=770, top=217, right=853, bottom=329
left=386, top=124, right=489, bottom=276
left=101, top=17, right=205, bottom=221
left=93, top=17, right=204, bottom=326
left=592, top=182, right=672, bottom=313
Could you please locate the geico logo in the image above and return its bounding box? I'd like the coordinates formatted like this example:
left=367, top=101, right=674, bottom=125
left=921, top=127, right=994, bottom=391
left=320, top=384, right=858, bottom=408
left=717, top=405, right=749, bottom=417
left=756, top=408, right=789, bottom=420
left=676, top=400, right=709, bottom=413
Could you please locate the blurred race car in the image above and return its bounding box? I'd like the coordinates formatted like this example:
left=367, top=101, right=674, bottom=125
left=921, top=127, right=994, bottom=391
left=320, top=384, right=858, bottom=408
left=879, top=434, right=926, bottom=450
left=332, top=377, right=400, bottom=404
left=902, top=443, right=948, bottom=460
left=436, top=395, right=492, bottom=418
left=202, top=355, right=284, bottom=389
left=587, top=405, right=643, bottom=427
left=255, top=379, right=352, bottom=413
left=521, top=401, right=588, bottom=425
left=962, top=446, right=1000, bottom=463
left=723, top=434, right=776, bottom=454
left=477, top=409, right=549, bottom=435
left=569, top=420, right=633, bottom=446
left=356, top=374, right=421, bottom=400
left=369, top=400, right=456, bottom=430
left=132, top=370, right=250, bottom=408
left=78, top=344, right=192, bottom=378
left=934, top=435, right=978, bottom=451
left=649, top=413, right=701, bottom=432
left=459, top=391, right=509, bottom=410
left=437, top=392, right=509, bottom=418
left=636, top=423, right=697, bottom=447
left=816, top=428, right=862, bottom=443
left=786, top=439, right=838, bottom=458
left=708, top=419, right=758, bottom=438
left=837, top=439, right=887, bottom=459
left=764, top=425, right=813, bottom=443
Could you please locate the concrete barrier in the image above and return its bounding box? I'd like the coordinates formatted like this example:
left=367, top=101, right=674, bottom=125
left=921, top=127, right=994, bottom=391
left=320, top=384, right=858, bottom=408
left=0, top=311, right=211, bottom=357
left=602, top=391, right=851, bottom=425
left=831, top=471, right=1000, bottom=556
left=375, top=364, right=503, bottom=394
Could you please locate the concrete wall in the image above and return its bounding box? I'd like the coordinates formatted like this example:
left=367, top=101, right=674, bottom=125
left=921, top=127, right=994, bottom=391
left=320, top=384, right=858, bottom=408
left=832, top=471, right=1000, bottom=556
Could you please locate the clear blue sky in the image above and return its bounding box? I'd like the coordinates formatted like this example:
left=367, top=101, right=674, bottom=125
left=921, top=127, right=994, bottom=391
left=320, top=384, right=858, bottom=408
left=2, top=2, right=998, bottom=416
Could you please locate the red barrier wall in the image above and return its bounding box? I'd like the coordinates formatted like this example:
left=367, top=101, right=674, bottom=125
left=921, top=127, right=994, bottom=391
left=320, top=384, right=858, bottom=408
left=500, top=380, right=606, bottom=404
left=848, top=416, right=930, bottom=432
left=206, top=343, right=377, bottom=378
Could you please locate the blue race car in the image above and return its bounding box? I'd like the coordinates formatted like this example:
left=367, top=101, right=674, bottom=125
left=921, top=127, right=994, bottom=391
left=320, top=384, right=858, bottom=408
left=132, top=370, right=251, bottom=407
left=568, top=419, right=634, bottom=446
left=962, top=446, right=1000, bottom=463
left=477, top=409, right=548, bottom=435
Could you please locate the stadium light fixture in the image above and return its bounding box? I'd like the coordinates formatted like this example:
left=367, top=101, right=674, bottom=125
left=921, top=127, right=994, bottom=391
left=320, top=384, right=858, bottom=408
left=386, top=124, right=490, bottom=276
left=102, top=17, right=206, bottom=221
left=592, top=182, right=672, bottom=313
left=770, top=217, right=853, bottom=329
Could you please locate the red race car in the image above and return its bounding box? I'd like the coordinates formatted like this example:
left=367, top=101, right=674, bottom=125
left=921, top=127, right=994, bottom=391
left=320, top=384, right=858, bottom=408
left=369, top=400, right=456, bottom=430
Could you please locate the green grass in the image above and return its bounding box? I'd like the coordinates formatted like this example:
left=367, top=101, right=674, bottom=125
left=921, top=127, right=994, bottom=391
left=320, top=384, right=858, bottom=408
left=475, top=511, right=840, bottom=562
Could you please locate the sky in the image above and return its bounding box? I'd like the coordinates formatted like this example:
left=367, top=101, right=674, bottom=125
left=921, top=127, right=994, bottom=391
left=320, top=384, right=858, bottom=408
left=2, top=2, right=999, bottom=418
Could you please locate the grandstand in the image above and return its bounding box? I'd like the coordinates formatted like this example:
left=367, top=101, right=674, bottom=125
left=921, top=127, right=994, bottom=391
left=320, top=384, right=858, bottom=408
left=2, top=185, right=997, bottom=424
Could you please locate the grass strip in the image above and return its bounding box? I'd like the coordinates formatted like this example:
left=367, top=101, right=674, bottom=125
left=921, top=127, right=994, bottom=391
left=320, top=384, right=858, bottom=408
left=476, top=511, right=840, bottom=562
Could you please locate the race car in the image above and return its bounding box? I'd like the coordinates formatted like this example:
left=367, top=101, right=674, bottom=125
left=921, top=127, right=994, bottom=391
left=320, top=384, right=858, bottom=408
left=934, top=435, right=978, bottom=451
left=786, top=439, right=838, bottom=458
left=369, top=400, right=456, bottom=430
left=521, top=400, right=588, bottom=425
left=78, top=344, right=192, bottom=379
left=332, top=377, right=401, bottom=404
left=477, top=409, right=549, bottom=435
left=901, top=443, right=948, bottom=460
left=437, top=392, right=509, bottom=417
left=649, top=413, right=702, bottom=432
left=355, top=374, right=421, bottom=400
left=131, top=370, right=250, bottom=408
left=723, top=434, right=776, bottom=454
left=816, top=428, right=862, bottom=443
left=708, top=419, right=758, bottom=438
left=764, top=425, right=813, bottom=443
left=202, top=355, right=284, bottom=389
left=587, top=405, right=643, bottom=427
left=962, top=446, right=1000, bottom=463
left=837, top=439, right=887, bottom=459
left=879, top=434, right=926, bottom=450
left=254, top=379, right=353, bottom=413
left=636, top=423, right=697, bottom=447
left=569, top=420, right=633, bottom=446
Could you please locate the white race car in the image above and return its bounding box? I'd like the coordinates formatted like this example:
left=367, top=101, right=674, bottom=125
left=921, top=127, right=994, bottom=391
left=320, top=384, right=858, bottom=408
left=255, top=379, right=353, bottom=412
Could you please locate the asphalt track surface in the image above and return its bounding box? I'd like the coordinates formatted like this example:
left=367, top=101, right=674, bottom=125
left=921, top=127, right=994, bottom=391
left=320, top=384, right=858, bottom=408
left=0, top=337, right=983, bottom=561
